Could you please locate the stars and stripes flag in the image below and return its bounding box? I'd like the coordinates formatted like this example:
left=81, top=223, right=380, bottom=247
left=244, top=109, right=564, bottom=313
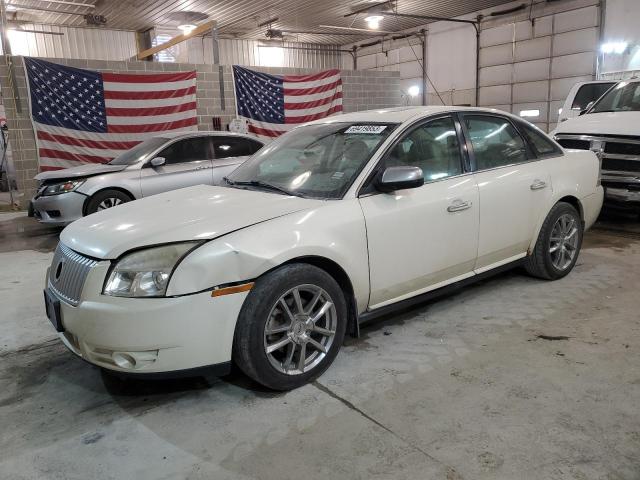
left=233, top=66, right=342, bottom=139
left=24, top=57, right=197, bottom=171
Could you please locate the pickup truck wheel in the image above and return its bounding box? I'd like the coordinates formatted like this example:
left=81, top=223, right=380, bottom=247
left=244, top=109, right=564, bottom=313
left=525, top=202, right=583, bottom=280
left=85, top=189, right=132, bottom=215
left=232, top=264, right=347, bottom=391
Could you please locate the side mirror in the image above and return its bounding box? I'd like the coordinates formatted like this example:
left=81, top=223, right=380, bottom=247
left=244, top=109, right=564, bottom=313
left=579, top=101, right=595, bottom=116
left=376, top=166, right=424, bottom=193
left=149, top=156, right=166, bottom=168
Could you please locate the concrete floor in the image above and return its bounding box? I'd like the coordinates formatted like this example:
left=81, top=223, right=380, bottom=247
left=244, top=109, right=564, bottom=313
left=1, top=210, right=639, bottom=479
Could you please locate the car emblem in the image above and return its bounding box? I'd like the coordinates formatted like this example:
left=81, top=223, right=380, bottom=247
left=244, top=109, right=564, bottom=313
left=54, top=260, right=64, bottom=282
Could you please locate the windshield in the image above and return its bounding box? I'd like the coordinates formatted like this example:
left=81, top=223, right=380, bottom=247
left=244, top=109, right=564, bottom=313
left=108, top=137, right=168, bottom=165
left=226, top=122, right=398, bottom=199
left=590, top=81, right=640, bottom=113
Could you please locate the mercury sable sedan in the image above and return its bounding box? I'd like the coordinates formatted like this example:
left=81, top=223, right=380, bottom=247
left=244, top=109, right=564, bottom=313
left=44, top=106, right=603, bottom=390
left=30, top=131, right=264, bottom=225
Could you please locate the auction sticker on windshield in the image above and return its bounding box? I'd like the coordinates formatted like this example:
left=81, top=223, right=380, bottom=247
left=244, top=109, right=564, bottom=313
left=345, top=125, right=387, bottom=134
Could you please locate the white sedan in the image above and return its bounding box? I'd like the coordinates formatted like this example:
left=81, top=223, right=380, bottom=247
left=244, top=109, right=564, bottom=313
left=44, top=107, right=603, bottom=390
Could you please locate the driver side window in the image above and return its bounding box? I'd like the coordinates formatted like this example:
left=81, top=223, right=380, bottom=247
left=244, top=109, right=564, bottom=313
left=157, top=137, right=213, bottom=165
left=385, top=116, right=463, bottom=182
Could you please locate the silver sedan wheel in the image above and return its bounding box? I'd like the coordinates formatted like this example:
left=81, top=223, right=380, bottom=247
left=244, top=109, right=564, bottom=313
left=97, top=197, right=124, bottom=210
left=263, top=284, right=337, bottom=376
left=549, top=213, right=579, bottom=271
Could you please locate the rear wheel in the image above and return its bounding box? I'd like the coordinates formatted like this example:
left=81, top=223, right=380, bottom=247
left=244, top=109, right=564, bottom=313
left=232, top=264, right=347, bottom=391
left=525, top=202, right=583, bottom=280
left=85, top=189, right=132, bottom=215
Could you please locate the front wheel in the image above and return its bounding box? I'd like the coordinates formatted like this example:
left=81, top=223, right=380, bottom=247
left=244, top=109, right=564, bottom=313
left=232, top=264, right=347, bottom=391
left=525, top=202, right=583, bottom=280
left=85, top=189, right=132, bottom=215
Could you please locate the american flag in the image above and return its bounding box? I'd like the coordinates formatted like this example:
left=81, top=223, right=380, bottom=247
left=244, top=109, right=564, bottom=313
left=233, top=66, right=342, bottom=139
left=24, top=57, right=197, bottom=171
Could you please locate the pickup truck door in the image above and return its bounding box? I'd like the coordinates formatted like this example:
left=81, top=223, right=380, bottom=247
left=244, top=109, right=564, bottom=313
left=140, top=136, right=214, bottom=197
left=359, top=114, right=479, bottom=309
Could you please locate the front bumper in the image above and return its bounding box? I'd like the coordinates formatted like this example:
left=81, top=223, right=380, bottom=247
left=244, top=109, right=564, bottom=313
left=30, top=191, right=86, bottom=225
left=602, top=174, right=640, bottom=208
left=46, top=261, right=248, bottom=375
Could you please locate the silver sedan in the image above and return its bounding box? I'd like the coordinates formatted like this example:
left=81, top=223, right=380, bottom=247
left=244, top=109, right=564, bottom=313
left=29, top=131, right=264, bottom=225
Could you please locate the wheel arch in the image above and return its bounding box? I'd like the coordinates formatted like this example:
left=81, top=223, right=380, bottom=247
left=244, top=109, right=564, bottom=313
left=278, top=255, right=360, bottom=338
left=529, top=195, right=584, bottom=254
left=82, top=186, right=135, bottom=215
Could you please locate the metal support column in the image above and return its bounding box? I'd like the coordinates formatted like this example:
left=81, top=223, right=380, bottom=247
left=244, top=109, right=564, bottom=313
left=211, top=22, right=225, bottom=111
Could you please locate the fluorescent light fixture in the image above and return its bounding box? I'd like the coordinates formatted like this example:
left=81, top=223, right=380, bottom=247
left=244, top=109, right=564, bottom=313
left=365, top=15, right=384, bottom=29
left=520, top=109, right=540, bottom=118
left=407, top=85, right=420, bottom=97
left=601, top=41, right=628, bottom=54
left=177, top=24, right=197, bottom=34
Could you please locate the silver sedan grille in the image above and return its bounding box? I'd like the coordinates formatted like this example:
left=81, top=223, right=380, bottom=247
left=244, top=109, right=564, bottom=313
left=48, top=243, right=98, bottom=306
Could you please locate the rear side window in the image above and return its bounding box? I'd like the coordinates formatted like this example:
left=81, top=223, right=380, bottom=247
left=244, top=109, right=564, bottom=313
left=464, top=115, right=528, bottom=170
left=517, top=122, right=562, bottom=157
left=213, top=137, right=263, bottom=159
left=571, top=83, right=615, bottom=110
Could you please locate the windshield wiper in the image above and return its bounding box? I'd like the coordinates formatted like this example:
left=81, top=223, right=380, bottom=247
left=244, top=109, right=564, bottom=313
left=223, top=177, right=302, bottom=197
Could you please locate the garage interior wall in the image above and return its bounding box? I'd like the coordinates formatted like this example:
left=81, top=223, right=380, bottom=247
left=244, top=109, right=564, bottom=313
left=345, top=0, right=601, bottom=132
left=0, top=56, right=399, bottom=203
left=478, top=0, right=600, bottom=132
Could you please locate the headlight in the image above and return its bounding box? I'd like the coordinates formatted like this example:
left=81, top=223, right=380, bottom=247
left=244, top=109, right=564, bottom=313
left=103, top=242, right=198, bottom=298
left=41, top=179, right=85, bottom=196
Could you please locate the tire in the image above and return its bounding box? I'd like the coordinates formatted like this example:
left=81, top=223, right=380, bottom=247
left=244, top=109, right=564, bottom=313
left=232, top=264, right=347, bottom=391
left=85, top=189, right=132, bottom=215
left=525, top=202, right=583, bottom=280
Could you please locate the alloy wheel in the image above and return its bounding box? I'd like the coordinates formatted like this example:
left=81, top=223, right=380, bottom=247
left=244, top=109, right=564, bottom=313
left=97, top=197, right=124, bottom=210
left=549, top=213, right=579, bottom=271
left=263, top=284, right=337, bottom=375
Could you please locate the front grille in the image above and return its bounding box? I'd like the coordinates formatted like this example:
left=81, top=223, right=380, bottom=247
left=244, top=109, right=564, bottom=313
left=604, top=142, right=640, bottom=156
left=48, top=243, right=98, bottom=306
left=602, top=158, right=640, bottom=173
left=556, top=139, right=590, bottom=150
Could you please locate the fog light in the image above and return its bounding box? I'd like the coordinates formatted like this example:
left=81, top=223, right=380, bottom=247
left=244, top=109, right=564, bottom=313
left=112, top=352, right=137, bottom=369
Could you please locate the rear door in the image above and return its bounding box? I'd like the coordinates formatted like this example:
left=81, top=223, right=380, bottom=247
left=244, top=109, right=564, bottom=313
left=139, top=136, right=214, bottom=197
left=211, top=136, right=264, bottom=184
left=460, top=113, right=553, bottom=271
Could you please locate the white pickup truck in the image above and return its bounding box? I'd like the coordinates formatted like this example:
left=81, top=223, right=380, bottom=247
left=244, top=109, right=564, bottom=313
left=553, top=79, right=640, bottom=211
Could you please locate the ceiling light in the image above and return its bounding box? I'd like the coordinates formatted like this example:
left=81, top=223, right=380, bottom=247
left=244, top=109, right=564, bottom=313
left=601, top=41, right=628, bottom=54
left=365, top=15, right=384, bottom=29
left=408, top=85, right=420, bottom=97
left=177, top=24, right=197, bottom=34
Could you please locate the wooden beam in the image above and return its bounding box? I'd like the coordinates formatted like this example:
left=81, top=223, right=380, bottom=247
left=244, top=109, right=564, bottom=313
left=137, top=21, right=216, bottom=60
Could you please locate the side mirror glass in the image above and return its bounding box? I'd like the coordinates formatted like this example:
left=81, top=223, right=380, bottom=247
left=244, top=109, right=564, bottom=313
left=376, top=166, right=424, bottom=193
left=150, top=156, right=166, bottom=168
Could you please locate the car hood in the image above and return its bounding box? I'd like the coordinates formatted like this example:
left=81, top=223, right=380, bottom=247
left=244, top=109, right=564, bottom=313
left=34, top=163, right=128, bottom=181
left=554, top=111, right=640, bottom=137
left=61, top=185, right=325, bottom=259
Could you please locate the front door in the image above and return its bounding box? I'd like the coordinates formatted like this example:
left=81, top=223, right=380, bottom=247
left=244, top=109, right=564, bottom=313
left=140, top=136, right=214, bottom=197
left=460, top=114, right=553, bottom=271
left=359, top=115, right=480, bottom=309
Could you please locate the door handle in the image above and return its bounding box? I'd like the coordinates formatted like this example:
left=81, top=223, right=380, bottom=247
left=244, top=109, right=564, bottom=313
left=447, top=200, right=472, bottom=213
left=530, top=179, right=547, bottom=190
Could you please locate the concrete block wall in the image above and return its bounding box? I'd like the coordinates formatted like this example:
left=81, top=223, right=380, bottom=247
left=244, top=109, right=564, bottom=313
left=0, top=56, right=400, bottom=205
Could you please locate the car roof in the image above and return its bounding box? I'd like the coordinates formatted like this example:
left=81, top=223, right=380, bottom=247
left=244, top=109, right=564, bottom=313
left=306, top=106, right=522, bottom=126
left=155, top=130, right=262, bottom=141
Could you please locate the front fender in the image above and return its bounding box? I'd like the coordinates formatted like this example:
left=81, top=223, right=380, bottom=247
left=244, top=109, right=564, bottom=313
left=167, top=198, right=370, bottom=312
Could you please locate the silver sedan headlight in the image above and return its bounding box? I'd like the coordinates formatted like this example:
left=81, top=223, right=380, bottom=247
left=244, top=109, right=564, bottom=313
left=41, top=179, right=86, bottom=196
left=103, top=242, right=198, bottom=298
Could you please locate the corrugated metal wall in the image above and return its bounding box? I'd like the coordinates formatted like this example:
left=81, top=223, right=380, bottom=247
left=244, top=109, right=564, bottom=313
left=0, top=25, right=137, bottom=61
left=172, top=34, right=343, bottom=69
left=0, top=25, right=343, bottom=69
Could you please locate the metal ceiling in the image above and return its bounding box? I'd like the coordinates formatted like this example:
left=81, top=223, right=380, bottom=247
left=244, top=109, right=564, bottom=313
left=7, top=0, right=519, bottom=44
